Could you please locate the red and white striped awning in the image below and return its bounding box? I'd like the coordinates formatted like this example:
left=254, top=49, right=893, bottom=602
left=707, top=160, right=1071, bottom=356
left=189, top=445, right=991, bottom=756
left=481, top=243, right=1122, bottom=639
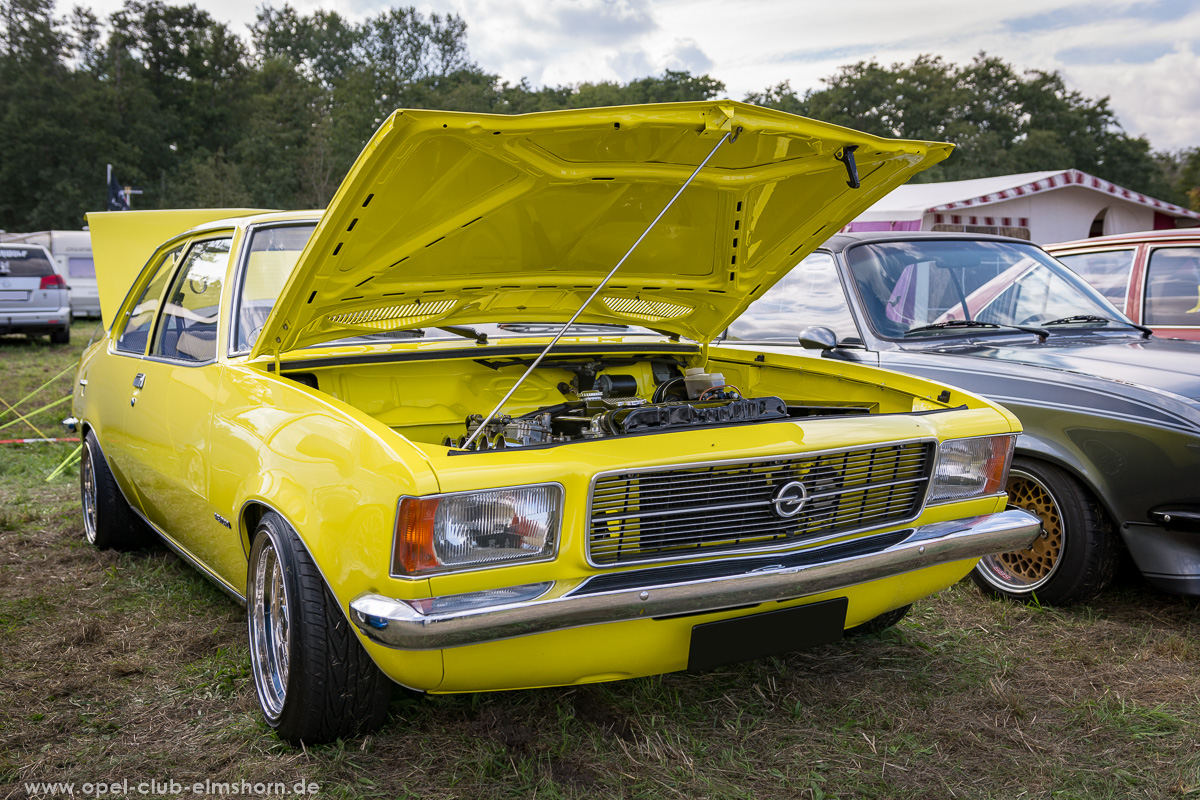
left=853, top=169, right=1200, bottom=223
left=931, top=169, right=1199, bottom=218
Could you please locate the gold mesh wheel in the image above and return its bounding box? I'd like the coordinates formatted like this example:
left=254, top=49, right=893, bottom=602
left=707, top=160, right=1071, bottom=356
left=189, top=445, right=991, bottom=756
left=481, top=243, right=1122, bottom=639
left=976, top=469, right=1063, bottom=593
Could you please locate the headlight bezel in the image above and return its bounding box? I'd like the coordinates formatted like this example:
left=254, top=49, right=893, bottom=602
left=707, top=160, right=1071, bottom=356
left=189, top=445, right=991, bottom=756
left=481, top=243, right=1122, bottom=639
left=927, top=434, right=1016, bottom=505
left=391, top=482, right=564, bottom=577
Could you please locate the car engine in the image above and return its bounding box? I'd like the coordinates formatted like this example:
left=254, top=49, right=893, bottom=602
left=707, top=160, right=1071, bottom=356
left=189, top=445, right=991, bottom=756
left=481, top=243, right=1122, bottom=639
left=446, top=364, right=789, bottom=450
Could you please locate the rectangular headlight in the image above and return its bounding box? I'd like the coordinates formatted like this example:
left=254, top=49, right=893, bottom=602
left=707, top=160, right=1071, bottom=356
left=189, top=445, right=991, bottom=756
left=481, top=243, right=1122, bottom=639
left=928, top=435, right=1015, bottom=504
left=392, top=484, right=563, bottom=576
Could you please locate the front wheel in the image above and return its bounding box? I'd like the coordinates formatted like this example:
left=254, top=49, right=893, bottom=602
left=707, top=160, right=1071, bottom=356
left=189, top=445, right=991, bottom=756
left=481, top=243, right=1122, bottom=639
left=972, top=458, right=1119, bottom=605
left=247, top=512, right=392, bottom=745
left=845, top=604, right=911, bottom=637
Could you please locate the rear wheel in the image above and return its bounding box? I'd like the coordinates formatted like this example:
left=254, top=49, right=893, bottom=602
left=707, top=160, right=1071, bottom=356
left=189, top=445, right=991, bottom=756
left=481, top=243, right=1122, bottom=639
left=80, top=431, right=153, bottom=550
left=972, top=458, right=1118, bottom=605
left=247, top=512, right=391, bottom=745
left=50, top=325, right=70, bottom=344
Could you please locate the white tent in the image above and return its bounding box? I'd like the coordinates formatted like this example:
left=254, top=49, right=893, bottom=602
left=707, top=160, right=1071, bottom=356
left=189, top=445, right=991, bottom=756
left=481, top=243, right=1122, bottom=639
left=848, top=169, right=1200, bottom=244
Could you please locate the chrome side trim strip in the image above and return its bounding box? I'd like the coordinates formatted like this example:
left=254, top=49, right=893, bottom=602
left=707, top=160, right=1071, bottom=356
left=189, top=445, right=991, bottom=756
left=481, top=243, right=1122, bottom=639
left=350, top=508, right=1041, bottom=650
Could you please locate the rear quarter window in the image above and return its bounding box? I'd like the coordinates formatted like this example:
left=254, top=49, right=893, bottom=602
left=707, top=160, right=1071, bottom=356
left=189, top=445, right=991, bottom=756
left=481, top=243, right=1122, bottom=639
left=0, top=247, right=54, bottom=277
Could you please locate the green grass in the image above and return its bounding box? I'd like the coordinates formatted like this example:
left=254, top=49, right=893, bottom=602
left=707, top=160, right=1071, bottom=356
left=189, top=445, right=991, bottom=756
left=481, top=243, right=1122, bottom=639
left=2, top=322, right=1199, bottom=799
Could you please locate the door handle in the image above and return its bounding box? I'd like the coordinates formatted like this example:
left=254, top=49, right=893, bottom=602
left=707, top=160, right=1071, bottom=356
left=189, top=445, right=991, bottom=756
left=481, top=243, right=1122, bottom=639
left=133, top=373, right=145, bottom=389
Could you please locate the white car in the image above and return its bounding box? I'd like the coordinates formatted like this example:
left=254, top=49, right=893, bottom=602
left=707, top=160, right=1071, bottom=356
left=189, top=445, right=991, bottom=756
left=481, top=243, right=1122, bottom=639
left=0, top=243, right=71, bottom=342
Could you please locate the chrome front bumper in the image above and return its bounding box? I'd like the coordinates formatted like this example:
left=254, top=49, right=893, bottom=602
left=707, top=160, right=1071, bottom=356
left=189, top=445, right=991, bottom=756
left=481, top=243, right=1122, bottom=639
left=349, top=509, right=1041, bottom=650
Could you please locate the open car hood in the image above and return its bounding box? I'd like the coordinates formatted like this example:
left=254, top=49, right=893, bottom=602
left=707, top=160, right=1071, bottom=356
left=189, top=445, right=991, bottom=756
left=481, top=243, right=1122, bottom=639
left=252, top=101, right=951, bottom=357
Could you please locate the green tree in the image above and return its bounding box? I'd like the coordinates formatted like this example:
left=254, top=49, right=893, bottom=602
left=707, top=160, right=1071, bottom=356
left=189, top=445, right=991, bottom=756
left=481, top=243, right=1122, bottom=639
left=747, top=53, right=1175, bottom=200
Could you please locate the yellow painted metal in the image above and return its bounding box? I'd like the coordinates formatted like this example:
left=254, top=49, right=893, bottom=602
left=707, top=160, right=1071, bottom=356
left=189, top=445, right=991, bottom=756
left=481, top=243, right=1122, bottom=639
left=71, top=105, right=1046, bottom=698
left=251, top=101, right=952, bottom=356
left=79, top=323, right=1021, bottom=691
left=87, top=209, right=272, bottom=329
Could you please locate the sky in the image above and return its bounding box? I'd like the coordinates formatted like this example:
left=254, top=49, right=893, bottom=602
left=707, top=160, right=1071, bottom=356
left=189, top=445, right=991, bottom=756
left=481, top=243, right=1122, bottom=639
left=81, top=0, right=1200, bottom=151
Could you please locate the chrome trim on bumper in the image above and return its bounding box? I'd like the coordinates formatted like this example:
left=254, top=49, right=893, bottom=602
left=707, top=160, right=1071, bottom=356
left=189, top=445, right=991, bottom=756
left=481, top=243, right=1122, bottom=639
left=349, top=509, right=1041, bottom=650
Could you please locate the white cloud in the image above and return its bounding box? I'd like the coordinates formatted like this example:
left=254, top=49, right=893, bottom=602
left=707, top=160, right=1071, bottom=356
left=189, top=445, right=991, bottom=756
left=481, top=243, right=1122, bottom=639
left=74, top=0, right=1200, bottom=149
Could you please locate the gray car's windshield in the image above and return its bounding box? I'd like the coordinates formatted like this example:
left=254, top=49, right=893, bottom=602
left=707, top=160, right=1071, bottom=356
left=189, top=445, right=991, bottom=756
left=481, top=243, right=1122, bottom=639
left=845, top=239, right=1130, bottom=339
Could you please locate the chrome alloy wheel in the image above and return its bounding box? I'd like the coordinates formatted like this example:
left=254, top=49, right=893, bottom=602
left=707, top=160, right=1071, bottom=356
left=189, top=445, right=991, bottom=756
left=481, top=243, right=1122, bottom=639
left=976, top=469, right=1064, bottom=593
left=249, top=539, right=291, bottom=722
left=81, top=442, right=98, bottom=544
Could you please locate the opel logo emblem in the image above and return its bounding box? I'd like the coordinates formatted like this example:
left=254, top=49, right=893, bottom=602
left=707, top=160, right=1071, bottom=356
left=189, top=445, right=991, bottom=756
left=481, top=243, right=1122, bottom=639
left=771, top=480, right=808, bottom=518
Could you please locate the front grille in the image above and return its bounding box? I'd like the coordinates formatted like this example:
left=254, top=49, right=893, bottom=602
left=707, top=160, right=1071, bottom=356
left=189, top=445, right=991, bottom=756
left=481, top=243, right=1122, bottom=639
left=587, top=441, right=935, bottom=565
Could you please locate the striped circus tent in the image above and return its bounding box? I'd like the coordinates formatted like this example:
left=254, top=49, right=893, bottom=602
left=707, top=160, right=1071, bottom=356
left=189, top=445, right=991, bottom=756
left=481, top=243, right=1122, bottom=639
left=847, top=169, right=1200, bottom=244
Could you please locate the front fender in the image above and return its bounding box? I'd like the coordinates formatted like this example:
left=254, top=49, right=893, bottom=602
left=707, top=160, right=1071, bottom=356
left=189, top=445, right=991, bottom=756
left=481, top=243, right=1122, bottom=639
left=210, top=366, right=441, bottom=604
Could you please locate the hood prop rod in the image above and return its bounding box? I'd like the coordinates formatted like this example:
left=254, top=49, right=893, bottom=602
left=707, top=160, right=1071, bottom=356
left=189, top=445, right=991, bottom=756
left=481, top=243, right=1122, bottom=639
left=461, top=127, right=739, bottom=450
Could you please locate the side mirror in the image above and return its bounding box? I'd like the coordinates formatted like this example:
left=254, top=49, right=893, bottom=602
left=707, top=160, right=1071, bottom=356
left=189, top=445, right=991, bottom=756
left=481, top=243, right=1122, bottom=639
left=798, top=326, right=838, bottom=351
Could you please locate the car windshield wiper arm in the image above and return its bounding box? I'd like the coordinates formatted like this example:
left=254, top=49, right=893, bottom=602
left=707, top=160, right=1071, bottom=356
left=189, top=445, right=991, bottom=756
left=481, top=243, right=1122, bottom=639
left=1042, top=315, right=1152, bottom=338
left=905, top=319, right=1049, bottom=341
left=436, top=325, right=488, bottom=344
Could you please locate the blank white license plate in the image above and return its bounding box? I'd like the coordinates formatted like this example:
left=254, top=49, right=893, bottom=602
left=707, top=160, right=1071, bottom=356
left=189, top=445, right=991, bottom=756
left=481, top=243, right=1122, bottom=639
left=0, top=290, right=29, bottom=301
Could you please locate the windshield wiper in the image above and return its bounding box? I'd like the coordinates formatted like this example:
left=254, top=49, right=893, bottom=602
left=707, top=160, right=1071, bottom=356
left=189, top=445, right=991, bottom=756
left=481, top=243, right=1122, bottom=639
left=437, top=325, right=488, bottom=344
left=497, top=323, right=629, bottom=334
left=1042, top=314, right=1152, bottom=338
left=905, top=319, right=1049, bottom=341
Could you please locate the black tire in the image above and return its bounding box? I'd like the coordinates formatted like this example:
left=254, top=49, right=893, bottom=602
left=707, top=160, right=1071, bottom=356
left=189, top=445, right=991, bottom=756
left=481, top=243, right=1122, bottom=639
left=247, top=512, right=391, bottom=745
left=80, top=431, right=154, bottom=550
left=845, top=604, right=911, bottom=637
left=50, top=325, right=70, bottom=344
left=971, top=458, right=1119, bottom=605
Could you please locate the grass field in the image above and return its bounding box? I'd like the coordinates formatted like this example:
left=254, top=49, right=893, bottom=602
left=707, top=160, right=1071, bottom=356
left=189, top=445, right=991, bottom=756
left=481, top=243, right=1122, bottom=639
left=1, top=324, right=1198, bottom=799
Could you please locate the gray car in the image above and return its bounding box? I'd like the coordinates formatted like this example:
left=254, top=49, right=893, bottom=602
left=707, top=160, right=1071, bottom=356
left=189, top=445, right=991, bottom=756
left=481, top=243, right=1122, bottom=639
left=722, top=231, right=1200, bottom=605
left=0, top=243, right=71, bottom=343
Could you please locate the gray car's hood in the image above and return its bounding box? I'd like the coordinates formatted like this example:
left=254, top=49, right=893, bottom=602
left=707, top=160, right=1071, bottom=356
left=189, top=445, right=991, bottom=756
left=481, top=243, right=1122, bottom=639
left=925, top=334, right=1200, bottom=403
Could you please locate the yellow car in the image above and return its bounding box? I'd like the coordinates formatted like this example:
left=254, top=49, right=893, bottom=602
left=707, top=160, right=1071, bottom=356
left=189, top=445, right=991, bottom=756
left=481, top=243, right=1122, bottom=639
left=73, top=101, right=1040, bottom=745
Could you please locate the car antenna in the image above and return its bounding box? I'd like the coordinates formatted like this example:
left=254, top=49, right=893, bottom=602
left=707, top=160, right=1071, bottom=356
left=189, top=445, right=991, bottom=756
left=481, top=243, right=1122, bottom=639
left=459, top=125, right=742, bottom=450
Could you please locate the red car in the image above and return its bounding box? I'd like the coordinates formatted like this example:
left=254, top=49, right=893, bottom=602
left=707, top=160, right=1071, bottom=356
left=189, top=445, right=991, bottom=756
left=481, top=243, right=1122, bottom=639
left=1047, top=228, right=1200, bottom=340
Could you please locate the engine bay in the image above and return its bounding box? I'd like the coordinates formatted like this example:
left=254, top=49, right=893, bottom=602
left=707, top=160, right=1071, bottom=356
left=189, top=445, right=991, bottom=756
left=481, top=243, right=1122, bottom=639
left=444, top=357, right=792, bottom=451
left=283, top=350, right=882, bottom=453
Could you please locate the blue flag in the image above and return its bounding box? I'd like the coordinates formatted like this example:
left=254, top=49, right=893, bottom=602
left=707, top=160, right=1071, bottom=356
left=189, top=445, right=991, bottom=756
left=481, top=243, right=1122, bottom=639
left=107, top=172, right=129, bottom=211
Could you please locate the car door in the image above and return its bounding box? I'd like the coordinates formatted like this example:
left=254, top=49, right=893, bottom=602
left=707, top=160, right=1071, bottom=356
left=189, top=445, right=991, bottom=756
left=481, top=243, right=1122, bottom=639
left=81, top=244, right=183, bottom=503
left=120, top=235, right=239, bottom=583
left=1141, top=245, right=1200, bottom=340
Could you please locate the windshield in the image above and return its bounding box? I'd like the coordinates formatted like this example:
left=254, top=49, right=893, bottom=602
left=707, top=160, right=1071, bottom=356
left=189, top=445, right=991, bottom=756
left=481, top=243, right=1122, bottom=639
left=236, top=223, right=317, bottom=351
left=844, top=239, right=1129, bottom=338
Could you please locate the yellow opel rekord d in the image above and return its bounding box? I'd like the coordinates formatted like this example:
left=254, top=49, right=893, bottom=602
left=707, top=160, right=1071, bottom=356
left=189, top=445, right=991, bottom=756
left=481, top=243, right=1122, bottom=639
left=73, top=101, right=1040, bottom=745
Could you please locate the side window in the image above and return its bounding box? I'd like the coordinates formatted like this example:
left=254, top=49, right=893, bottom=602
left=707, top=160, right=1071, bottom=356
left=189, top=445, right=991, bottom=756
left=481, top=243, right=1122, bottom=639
left=1144, top=247, right=1200, bottom=326
left=1054, top=249, right=1135, bottom=309
left=727, top=253, right=860, bottom=341
left=115, top=247, right=182, bottom=354
left=151, top=238, right=232, bottom=362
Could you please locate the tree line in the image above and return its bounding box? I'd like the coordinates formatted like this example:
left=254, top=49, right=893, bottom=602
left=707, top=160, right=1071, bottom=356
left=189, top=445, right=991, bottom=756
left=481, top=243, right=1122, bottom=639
left=2, top=0, right=1197, bottom=232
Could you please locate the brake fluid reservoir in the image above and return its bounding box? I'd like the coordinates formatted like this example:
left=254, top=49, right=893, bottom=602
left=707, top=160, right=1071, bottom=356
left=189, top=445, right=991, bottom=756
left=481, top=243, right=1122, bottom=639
left=683, top=367, right=724, bottom=400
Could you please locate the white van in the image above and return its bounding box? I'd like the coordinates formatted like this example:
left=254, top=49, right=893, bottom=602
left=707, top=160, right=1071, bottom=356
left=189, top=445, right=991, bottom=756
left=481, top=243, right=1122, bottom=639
left=0, top=230, right=98, bottom=317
